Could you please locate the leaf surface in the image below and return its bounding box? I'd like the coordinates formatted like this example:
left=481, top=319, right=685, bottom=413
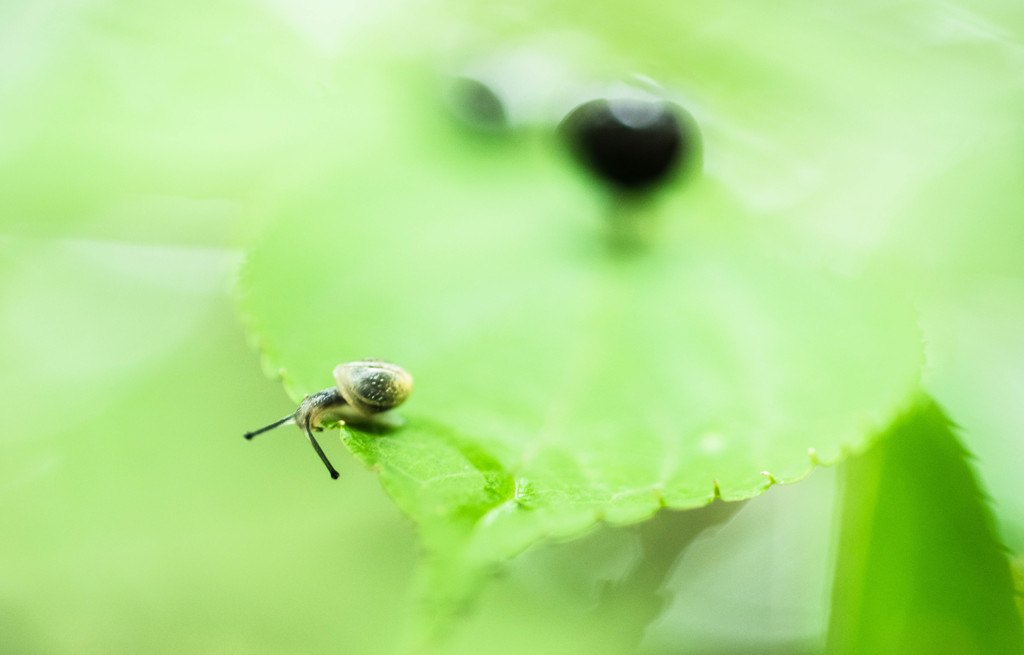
left=240, top=61, right=924, bottom=618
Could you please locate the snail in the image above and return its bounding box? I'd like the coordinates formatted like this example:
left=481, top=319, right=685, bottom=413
left=244, top=359, right=413, bottom=479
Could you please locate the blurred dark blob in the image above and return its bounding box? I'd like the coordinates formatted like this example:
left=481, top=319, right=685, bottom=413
left=559, top=98, right=701, bottom=191
left=445, top=76, right=508, bottom=132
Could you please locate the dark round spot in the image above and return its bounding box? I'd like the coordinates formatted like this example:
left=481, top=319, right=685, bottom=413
left=559, top=98, right=701, bottom=191
left=446, top=77, right=507, bottom=131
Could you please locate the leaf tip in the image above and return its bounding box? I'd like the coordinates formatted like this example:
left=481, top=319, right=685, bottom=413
left=651, top=485, right=667, bottom=508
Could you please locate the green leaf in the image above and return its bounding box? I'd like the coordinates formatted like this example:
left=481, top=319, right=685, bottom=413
left=239, top=61, right=923, bottom=624
left=828, top=399, right=1024, bottom=655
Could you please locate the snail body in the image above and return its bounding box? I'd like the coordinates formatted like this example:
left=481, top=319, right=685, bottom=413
left=244, top=359, right=413, bottom=479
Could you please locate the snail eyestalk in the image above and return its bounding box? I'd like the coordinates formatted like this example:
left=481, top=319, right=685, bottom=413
left=303, top=418, right=340, bottom=480
left=244, top=411, right=339, bottom=478
left=244, top=415, right=294, bottom=440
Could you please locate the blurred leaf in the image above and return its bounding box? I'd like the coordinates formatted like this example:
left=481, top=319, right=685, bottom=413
left=640, top=467, right=839, bottom=654
left=591, top=501, right=743, bottom=652
left=828, top=399, right=1024, bottom=655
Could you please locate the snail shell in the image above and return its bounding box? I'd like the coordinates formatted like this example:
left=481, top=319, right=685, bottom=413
left=333, top=359, right=413, bottom=416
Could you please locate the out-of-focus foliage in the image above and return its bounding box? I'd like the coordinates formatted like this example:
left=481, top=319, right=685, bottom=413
left=828, top=401, right=1024, bottom=654
left=0, top=0, right=327, bottom=242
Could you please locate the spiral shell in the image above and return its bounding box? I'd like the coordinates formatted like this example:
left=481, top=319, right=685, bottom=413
left=333, top=359, right=413, bottom=416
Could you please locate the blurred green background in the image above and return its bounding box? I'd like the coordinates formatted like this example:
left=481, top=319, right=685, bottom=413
left=2, top=1, right=1023, bottom=653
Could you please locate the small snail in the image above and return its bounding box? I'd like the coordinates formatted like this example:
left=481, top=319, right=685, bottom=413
left=244, top=359, right=413, bottom=479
